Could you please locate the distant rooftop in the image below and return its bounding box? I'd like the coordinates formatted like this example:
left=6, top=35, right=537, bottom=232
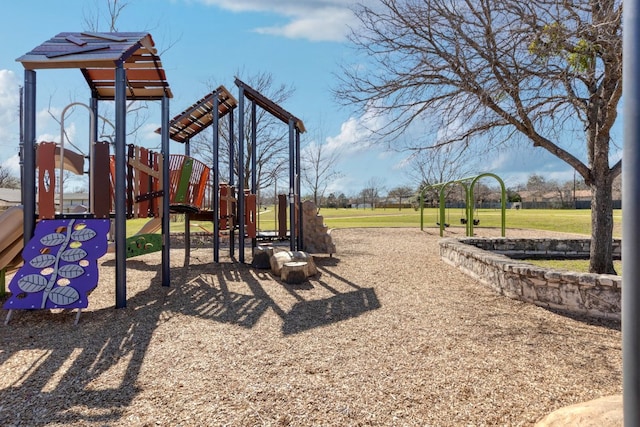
left=0, top=188, right=21, bottom=204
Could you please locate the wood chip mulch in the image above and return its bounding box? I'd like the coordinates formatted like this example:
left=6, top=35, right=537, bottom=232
left=0, top=227, right=621, bottom=426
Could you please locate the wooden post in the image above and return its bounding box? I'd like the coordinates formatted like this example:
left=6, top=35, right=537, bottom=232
left=245, top=192, right=257, bottom=238
left=281, top=261, right=308, bottom=284
left=36, top=142, right=56, bottom=219
left=93, top=142, right=111, bottom=219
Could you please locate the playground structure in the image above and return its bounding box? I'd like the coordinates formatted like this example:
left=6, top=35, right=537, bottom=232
left=236, top=77, right=306, bottom=259
left=162, top=78, right=306, bottom=264
left=10, top=32, right=174, bottom=314
left=4, top=31, right=310, bottom=317
left=419, top=173, right=506, bottom=237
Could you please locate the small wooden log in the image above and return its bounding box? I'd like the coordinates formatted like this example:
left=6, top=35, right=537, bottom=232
left=252, top=245, right=274, bottom=269
left=281, top=261, right=308, bottom=284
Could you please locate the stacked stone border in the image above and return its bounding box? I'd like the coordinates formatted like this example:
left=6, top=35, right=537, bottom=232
left=439, top=238, right=621, bottom=320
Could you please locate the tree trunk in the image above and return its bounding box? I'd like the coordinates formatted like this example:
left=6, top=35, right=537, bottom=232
left=589, top=172, right=616, bottom=274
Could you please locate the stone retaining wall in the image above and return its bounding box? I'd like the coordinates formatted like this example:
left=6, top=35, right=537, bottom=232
left=439, top=238, right=621, bottom=320
left=460, top=238, right=622, bottom=260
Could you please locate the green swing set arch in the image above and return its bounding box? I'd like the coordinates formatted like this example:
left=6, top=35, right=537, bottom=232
left=419, top=173, right=507, bottom=237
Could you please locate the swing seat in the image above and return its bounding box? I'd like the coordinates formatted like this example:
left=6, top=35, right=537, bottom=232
left=460, top=218, right=467, bottom=224
left=436, top=222, right=450, bottom=228
left=473, top=219, right=480, bottom=225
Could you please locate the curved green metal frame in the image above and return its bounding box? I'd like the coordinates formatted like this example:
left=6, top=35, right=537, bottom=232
left=419, top=173, right=506, bottom=237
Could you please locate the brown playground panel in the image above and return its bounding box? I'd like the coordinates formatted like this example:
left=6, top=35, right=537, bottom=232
left=167, top=154, right=210, bottom=213
left=37, top=139, right=256, bottom=238
left=218, top=184, right=257, bottom=239
left=36, top=141, right=111, bottom=219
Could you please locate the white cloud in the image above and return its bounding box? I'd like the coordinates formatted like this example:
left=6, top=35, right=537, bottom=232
left=325, top=173, right=357, bottom=195
left=435, top=117, right=468, bottom=145
left=254, top=7, right=354, bottom=42
left=141, top=123, right=162, bottom=141
left=325, top=117, right=370, bottom=153
left=484, top=144, right=578, bottom=186
left=2, top=154, right=20, bottom=175
left=196, top=0, right=367, bottom=41
left=325, top=105, right=600, bottom=192
left=325, top=107, right=389, bottom=155
left=0, top=70, right=20, bottom=145
left=35, top=107, right=65, bottom=143
left=0, top=71, right=79, bottom=169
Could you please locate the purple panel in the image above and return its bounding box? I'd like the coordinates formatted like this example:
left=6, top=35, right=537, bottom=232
left=3, top=219, right=110, bottom=311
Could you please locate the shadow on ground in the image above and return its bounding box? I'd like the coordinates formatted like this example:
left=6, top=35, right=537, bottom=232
left=0, top=252, right=380, bottom=424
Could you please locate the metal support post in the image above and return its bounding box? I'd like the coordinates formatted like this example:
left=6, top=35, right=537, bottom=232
left=213, top=92, right=220, bottom=262
left=114, top=64, right=127, bottom=308
left=623, top=1, right=640, bottom=423
left=161, top=95, right=170, bottom=287
left=238, top=87, right=245, bottom=262
left=288, top=119, right=296, bottom=250
left=23, top=70, right=37, bottom=243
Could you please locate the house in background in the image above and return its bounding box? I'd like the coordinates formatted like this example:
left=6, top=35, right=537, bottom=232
left=518, top=188, right=621, bottom=209
left=0, top=189, right=90, bottom=213
left=58, top=192, right=90, bottom=213
left=0, top=188, right=21, bottom=210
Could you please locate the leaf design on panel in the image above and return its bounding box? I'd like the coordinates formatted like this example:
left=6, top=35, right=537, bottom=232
left=3, top=218, right=111, bottom=311
left=58, top=264, right=85, bottom=279
left=18, top=274, right=48, bottom=293
left=60, top=248, right=88, bottom=263
left=49, top=286, right=80, bottom=306
left=71, top=228, right=96, bottom=242
left=40, top=233, right=66, bottom=247
left=29, top=254, right=56, bottom=269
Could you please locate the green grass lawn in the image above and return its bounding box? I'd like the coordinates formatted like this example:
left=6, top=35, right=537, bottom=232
left=526, top=259, right=622, bottom=275
left=304, top=207, right=621, bottom=238
left=125, top=207, right=622, bottom=275
left=126, top=206, right=622, bottom=239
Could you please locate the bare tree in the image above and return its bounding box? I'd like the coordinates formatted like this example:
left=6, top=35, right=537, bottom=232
left=79, top=0, right=153, bottom=144
left=337, top=192, right=349, bottom=208
left=37, top=0, right=150, bottom=195
left=336, top=0, right=621, bottom=273
left=191, top=72, right=295, bottom=193
left=473, top=183, right=489, bottom=207
left=525, top=174, right=551, bottom=203
left=386, top=185, right=414, bottom=210
left=83, top=0, right=180, bottom=55
left=407, top=140, right=481, bottom=205
left=0, top=165, right=20, bottom=189
left=525, top=173, right=573, bottom=207
left=301, top=130, right=343, bottom=208
left=83, top=0, right=129, bottom=31
left=549, top=180, right=569, bottom=208
left=360, top=176, right=386, bottom=209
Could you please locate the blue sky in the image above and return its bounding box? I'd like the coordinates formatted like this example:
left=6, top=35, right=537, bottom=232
left=0, top=0, right=620, bottom=195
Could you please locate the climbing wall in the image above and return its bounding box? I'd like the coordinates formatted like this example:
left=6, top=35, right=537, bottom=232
left=3, top=219, right=110, bottom=311
left=302, top=200, right=336, bottom=255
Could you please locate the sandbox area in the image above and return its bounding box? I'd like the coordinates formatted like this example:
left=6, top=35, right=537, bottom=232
left=0, top=228, right=621, bottom=426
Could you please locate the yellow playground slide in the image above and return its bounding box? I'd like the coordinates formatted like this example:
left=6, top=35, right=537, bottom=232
left=107, top=217, right=162, bottom=254
left=0, top=206, right=25, bottom=273
left=137, top=217, right=162, bottom=235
